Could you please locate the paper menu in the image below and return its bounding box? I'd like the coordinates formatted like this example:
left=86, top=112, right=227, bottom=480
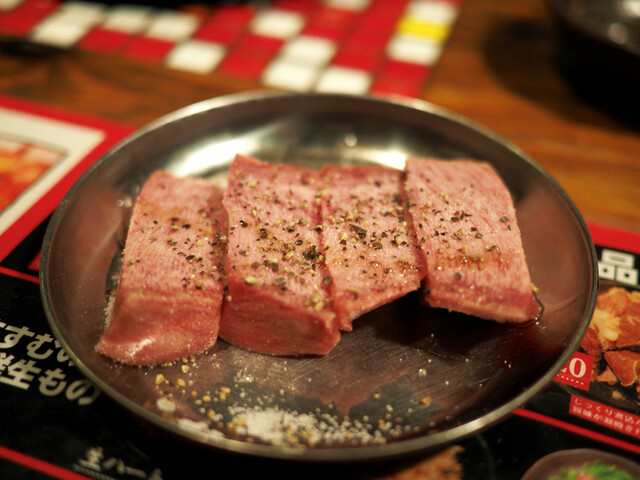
left=0, top=95, right=134, bottom=265
left=0, top=93, right=638, bottom=479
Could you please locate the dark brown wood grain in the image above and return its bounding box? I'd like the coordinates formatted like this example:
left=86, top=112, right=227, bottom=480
left=1, top=0, right=638, bottom=232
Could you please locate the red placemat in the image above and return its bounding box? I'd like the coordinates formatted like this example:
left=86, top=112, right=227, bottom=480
left=0, top=0, right=463, bottom=98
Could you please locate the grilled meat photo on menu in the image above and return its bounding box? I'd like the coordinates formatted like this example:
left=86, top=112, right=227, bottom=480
left=580, top=286, right=640, bottom=398
left=97, top=155, right=541, bottom=366
left=0, top=135, right=64, bottom=211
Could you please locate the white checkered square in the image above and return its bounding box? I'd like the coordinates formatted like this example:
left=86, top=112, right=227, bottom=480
left=166, top=40, right=226, bottom=74
left=262, top=58, right=320, bottom=92
left=387, top=33, right=442, bottom=65
left=30, top=15, right=90, bottom=47
left=280, top=35, right=336, bottom=67
left=315, top=66, right=371, bottom=95
left=251, top=9, right=305, bottom=39
left=324, top=0, right=371, bottom=11
left=57, top=1, right=106, bottom=27
left=0, top=0, right=23, bottom=10
left=145, top=11, right=200, bottom=42
left=102, top=5, right=153, bottom=34
left=406, top=0, right=459, bottom=26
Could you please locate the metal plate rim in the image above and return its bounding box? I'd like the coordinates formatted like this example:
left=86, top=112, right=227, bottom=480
left=39, top=91, right=599, bottom=462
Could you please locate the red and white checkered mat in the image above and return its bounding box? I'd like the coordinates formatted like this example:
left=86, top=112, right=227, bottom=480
left=0, top=0, right=462, bottom=97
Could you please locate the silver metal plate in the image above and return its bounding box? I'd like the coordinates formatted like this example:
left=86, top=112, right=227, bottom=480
left=40, top=92, right=598, bottom=461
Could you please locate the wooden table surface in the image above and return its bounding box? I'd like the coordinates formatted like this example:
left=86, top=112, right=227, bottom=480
left=1, top=0, right=639, bottom=233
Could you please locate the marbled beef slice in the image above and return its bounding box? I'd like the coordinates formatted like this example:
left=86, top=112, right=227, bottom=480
left=404, top=158, right=540, bottom=323
left=319, top=165, right=425, bottom=330
left=96, top=171, right=228, bottom=365
left=220, top=155, right=339, bottom=355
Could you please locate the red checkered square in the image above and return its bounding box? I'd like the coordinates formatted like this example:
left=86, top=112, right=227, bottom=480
left=272, top=0, right=320, bottom=15
left=370, top=77, right=422, bottom=98
left=0, top=0, right=59, bottom=36
left=355, top=11, right=398, bottom=40
left=379, top=59, right=431, bottom=83
left=78, top=27, right=133, bottom=53
left=0, top=13, right=42, bottom=35
left=123, top=36, right=175, bottom=63
left=367, top=0, right=409, bottom=18
left=208, top=5, right=254, bottom=32
left=331, top=39, right=381, bottom=72
left=371, top=59, right=432, bottom=98
left=193, top=4, right=253, bottom=45
left=13, top=0, right=60, bottom=18
left=234, top=33, right=284, bottom=59
left=193, top=21, right=242, bottom=46
left=217, top=52, right=270, bottom=80
left=302, top=6, right=359, bottom=41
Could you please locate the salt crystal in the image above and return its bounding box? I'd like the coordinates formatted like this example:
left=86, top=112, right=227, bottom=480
left=156, top=397, right=176, bottom=413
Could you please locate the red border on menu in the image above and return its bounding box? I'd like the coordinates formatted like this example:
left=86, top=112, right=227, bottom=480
left=0, top=94, right=135, bottom=262
left=514, top=408, right=640, bottom=455
left=0, top=445, right=92, bottom=480
left=588, top=222, right=640, bottom=255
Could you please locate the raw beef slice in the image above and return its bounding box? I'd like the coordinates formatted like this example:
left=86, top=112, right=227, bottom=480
left=96, top=170, right=228, bottom=365
left=319, top=165, right=425, bottom=330
left=220, top=155, right=339, bottom=355
left=404, top=158, right=540, bottom=323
